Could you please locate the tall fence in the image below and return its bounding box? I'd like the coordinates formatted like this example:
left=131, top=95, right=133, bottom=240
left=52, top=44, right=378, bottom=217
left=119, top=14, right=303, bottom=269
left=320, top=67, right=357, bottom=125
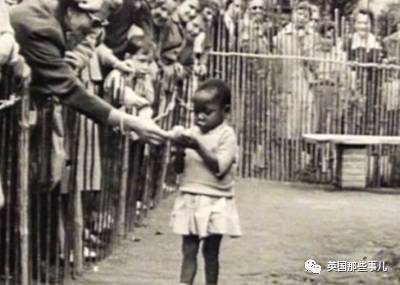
left=206, top=15, right=400, bottom=187
left=0, top=67, right=30, bottom=285
left=0, top=65, right=195, bottom=284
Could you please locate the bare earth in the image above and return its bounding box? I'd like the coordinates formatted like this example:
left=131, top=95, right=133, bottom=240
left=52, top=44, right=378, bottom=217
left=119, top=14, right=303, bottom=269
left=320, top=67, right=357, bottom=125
left=74, top=179, right=400, bottom=285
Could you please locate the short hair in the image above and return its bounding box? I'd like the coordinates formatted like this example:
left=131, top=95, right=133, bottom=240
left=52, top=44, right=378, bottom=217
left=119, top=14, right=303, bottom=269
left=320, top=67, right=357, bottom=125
left=354, top=8, right=375, bottom=29
left=137, top=37, right=157, bottom=56
left=200, top=0, right=220, bottom=13
left=318, top=21, right=335, bottom=37
left=294, top=1, right=312, bottom=18
left=196, top=78, right=231, bottom=107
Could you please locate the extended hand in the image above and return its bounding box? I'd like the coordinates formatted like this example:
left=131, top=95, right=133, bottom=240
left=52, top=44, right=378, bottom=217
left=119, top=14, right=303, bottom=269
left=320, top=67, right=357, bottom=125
left=125, top=116, right=170, bottom=145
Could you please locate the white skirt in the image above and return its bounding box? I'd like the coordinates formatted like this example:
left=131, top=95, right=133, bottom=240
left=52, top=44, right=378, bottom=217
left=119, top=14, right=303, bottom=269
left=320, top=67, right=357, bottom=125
left=170, top=192, right=242, bottom=239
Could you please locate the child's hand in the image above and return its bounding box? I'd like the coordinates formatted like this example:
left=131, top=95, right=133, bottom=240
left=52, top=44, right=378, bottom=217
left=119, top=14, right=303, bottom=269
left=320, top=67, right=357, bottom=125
left=168, top=126, right=197, bottom=148
left=175, top=133, right=199, bottom=149
left=169, top=125, right=185, bottom=139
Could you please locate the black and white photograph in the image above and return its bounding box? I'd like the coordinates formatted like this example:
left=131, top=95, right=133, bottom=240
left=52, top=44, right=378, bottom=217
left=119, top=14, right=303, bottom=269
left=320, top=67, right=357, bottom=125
left=1, top=0, right=400, bottom=284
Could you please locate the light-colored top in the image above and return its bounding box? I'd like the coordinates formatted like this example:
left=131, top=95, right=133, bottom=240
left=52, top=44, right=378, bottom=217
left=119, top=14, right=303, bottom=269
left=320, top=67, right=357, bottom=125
left=180, top=122, right=238, bottom=197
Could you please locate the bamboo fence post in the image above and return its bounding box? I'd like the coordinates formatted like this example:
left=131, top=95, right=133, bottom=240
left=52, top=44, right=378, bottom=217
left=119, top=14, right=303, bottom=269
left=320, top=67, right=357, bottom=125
left=116, top=119, right=130, bottom=243
left=154, top=141, right=170, bottom=206
left=265, top=61, right=271, bottom=180
left=256, top=64, right=263, bottom=179
left=127, top=143, right=141, bottom=231
left=71, top=114, right=84, bottom=277
left=250, top=58, right=255, bottom=178
left=239, top=54, right=246, bottom=177
left=140, top=144, right=152, bottom=219
left=244, top=57, right=250, bottom=177
left=234, top=45, right=241, bottom=178
left=270, top=58, right=277, bottom=181
left=1, top=70, right=10, bottom=285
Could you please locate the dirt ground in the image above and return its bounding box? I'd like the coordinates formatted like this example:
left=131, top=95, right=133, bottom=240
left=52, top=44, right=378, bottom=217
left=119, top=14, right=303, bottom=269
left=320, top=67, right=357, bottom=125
left=74, top=179, right=400, bottom=285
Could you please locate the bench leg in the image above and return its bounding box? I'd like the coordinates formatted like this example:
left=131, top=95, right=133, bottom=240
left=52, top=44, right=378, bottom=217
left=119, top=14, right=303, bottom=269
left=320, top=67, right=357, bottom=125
left=335, top=144, right=368, bottom=190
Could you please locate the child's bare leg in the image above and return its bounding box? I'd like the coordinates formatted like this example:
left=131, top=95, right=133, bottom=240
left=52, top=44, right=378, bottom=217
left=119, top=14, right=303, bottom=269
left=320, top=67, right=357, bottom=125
left=203, top=234, right=223, bottom=285
left=180, top=235, right=200, bottom=284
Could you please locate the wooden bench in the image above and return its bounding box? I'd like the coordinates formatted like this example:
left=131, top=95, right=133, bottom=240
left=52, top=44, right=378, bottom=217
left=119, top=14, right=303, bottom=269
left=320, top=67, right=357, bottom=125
left=303, top=134, right=400, bottom=190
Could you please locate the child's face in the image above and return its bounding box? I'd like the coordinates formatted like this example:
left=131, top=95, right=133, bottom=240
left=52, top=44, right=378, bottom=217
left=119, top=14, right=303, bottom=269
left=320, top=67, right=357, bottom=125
left=193, top=90, right=226, bottom=133
left=186, top=16, right=205, bottom=39
left=130, top=52, right=154, bottom=75
left=202, top=7, right=216, bottom=25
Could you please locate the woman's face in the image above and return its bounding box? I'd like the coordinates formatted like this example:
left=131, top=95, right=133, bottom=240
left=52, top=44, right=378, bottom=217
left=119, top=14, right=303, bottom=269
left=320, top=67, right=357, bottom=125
left=177, top=0, right=200, bottom=24
left=355, top=13, right=371, bottom=36
left=186, top=16, right=204, bottom=39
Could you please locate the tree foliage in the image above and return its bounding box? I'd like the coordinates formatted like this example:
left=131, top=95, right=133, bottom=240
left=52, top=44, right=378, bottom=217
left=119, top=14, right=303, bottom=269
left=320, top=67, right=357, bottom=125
left=308, top=0, right=360, bottom=17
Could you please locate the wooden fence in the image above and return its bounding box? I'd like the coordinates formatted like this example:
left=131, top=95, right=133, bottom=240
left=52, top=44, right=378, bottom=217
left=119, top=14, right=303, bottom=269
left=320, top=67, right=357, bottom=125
left=204, top=16, right=400, bottom=187
left=0, top=67, right=30, bottom=285
left=0, top=67, right=188, bottom=285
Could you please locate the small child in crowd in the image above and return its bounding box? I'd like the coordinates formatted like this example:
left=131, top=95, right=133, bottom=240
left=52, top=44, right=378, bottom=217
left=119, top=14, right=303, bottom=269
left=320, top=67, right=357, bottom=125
left=122, top=36, right=158, bottom=118
left=170, top=78, right=241, bottom=285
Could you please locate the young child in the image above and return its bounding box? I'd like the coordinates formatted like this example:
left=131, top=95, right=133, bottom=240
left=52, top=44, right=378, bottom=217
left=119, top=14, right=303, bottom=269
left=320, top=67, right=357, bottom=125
left=123, top=37, right=158, bottom=118
left=170, top=78, right=241, bottom=285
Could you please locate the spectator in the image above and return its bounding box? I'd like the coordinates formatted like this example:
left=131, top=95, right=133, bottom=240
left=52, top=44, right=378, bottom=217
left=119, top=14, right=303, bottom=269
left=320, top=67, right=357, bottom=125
left=160, top=0, right=201, bottom=80
left=343, top=8, right=382, bottom=133
left=150, top=0, right=178, bottom=28
left=193, top=0, right=220, bottom=77
left=345, top=9, right=382, bottom=62
left=238, top=0, right=272, bottom=54
left=123, top=38, right=159, bottom=119
left=10, top=0, right=168, bottom=143
left=223, top=0, right=242, bottom=48
left=311, top=22, right=351, bottom=133
left=104, top=0, right=153, bottom=59
left=273, top=1, right=320, bottom=138
left=105, top=0, right=179, bottom=90
left=307, top=3, right=320, bottom=33
left=383, top=22, right=400, bottom=65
